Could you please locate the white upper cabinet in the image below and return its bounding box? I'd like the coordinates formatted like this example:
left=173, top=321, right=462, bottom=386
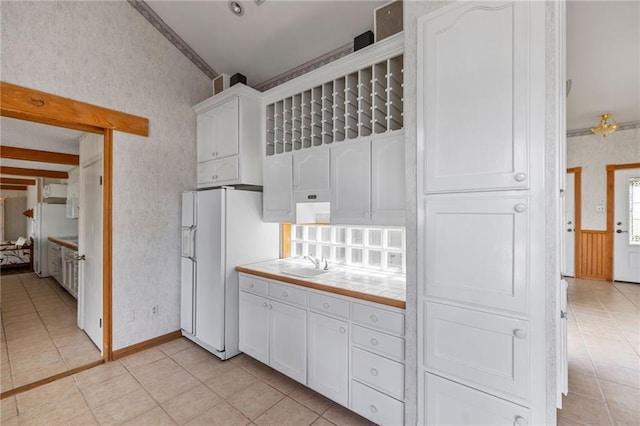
left=194, top=85, right=262, bottom=188
left=331, top=140, right=371, bottom=224
left=197, top=97, right=239, bottom=163
left=421, top=2, right=531, bottom=193
left=263, top=153, right=294, bottom=223
left=371, top=133, right=405, bottom=225
left=293, top=148, right=330, bottom=202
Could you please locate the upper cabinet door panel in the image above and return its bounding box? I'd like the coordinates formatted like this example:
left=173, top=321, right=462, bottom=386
left=197, top=108, right=216, bottom=163
left=421, top=2, right=530, bottom=193
left=371, top=133, right=405, bottom=225
left=213, top=97, right=240, bottom=159
left=293, top=149, right=330, bottom=192
left=331, top=141, right=371, bottom=224
left=424, top=195, right=529, bottom=314
left=263, top=154, right=294, bottom=223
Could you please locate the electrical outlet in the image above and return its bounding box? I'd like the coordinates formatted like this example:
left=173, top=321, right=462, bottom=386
left=596, top=205, right=605, bottom=212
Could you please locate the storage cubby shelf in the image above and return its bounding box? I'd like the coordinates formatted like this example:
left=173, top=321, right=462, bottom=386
left=266, top=54, right=404, bottom=156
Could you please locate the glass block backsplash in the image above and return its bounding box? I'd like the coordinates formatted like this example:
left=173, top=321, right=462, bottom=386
left=290, top=225, right=405, bottom=274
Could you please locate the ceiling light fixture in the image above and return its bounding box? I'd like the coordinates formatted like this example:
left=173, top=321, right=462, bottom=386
left=590, top=113, right=619, bottom=138
left=254, top=0, right=265, bottom=5
left=228, top=1, right=244, bottom=16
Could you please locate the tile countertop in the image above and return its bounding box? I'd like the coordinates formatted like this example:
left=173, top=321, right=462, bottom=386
left=48, top=236, right=78, bottom=251
left=236, top=258, right=406, bottom=309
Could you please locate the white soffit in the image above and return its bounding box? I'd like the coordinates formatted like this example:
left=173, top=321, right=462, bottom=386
left=1, top=117, right=82, bottom=154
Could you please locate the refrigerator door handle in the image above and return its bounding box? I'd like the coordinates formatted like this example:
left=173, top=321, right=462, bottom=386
left=191, top=228, right=197, bottom=261
left=181, top=227, right=192, bottom=258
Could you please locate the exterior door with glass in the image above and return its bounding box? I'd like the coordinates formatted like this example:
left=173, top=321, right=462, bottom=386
left=613, top=167, right=640, bottom=283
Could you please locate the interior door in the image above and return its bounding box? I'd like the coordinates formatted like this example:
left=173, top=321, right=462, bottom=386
left=613, top=167, right=640, bottom=283
left=81, top=157, right=103, bottom=350
left=563, top=172, right=575, bottom=277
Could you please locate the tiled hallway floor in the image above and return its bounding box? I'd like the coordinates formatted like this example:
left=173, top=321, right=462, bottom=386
left=1, top=338, right=373, bottom=425
left=1, top=272, right=102, bottom=392
left=557, top=278, right=640, bottom=425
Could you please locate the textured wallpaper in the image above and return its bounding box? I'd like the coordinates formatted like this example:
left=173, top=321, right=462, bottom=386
left=568, top=128, right=640, bottom=230
left=1, top=1, right=212, bottom=349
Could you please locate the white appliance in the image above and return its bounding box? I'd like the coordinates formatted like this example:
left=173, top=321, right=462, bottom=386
left=32, top=203, right=78, bottom=277
left=181, top=188, right=279, bottom=360
left=42, top=183, right=68, bottom=203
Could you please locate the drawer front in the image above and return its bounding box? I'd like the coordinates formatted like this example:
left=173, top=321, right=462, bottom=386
left=197, top=157, right=239, bottom=187
left=425, top=373, right=530, bottom=426
left=308, top=292, right=349, bottom=319
left=239, top=274, right=269, bottom=296
left=351, top=380, right=404, bottom=426
left=352, top=347, right=404, bottom=399
left=352, top=302, right=404, bottom=336
left=425, top=301, right=529, bottom=401
left=352, top=325, right=404, bottom=362
left=269, top=281, right=307, bottom=307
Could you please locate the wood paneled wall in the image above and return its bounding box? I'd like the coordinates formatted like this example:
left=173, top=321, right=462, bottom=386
left=579, top=230, right=609, bottom=280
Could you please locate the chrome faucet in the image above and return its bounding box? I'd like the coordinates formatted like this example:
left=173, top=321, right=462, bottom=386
left=305, top=255, right=321, bottom=269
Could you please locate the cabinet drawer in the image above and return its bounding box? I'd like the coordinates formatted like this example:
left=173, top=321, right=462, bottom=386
left=352, top=302, right=404, bottom=336
left=425, top=373, right=530, bottom=426
left=352, top=325, right=404, bottom=362
left=352, top=347, right=404, bottom=399
left=239, top=274, right=269, bottom=296
left=425, top=301, right=529, bottom=401
left=308, top=292, right=349, bottom=319
left=269, top=282, right=306, bottom=307
left=197, top=157, right=239, bottom=187
left=351, top=380, right=404, bottom=426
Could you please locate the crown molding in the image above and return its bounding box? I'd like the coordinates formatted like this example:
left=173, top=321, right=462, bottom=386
left=128, top=0, right=218, bottom=80
left=567, top=120, right=640, bottom=138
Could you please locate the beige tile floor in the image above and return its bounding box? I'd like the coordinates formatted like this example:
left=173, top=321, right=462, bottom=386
left=1, top=272, right=102, bottom=392
left=557, top=278, right=640, bottom=425
left=1, top=337, right=374, bottom=425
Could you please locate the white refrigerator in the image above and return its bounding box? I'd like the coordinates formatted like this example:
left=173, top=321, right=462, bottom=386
left=32, top=202, right=78, bottom=277
left=181, top=188, right=279, bottom=360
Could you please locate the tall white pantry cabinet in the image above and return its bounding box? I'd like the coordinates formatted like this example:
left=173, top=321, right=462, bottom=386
left=416, top=2, right=554, bottom=425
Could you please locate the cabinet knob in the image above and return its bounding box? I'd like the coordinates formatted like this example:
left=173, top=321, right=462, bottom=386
left=514, top=416, right=527, bottom=426
left=282, top=292, right=288, bottom=297
left=339, top=327, right=346, bottom=334
left=370, top=368, right=379, bottom=376
left=513, top=329, right=527, bottom=339
left=369, top=405, right=378, bottom=414
left=370, top=338, right=379, bottom=346
left=370, top=314, right=379, bottom=322
left=263, top=302, right=267, bottom=307
left=249, top=283, right=255, bottom=288
left=323, top=303, right=330, bottom=309
left=514, top=203, right=527, bottom=213
left=268, top=304, right=273, bottom=310
left=514, top=172, right=527, bottom=182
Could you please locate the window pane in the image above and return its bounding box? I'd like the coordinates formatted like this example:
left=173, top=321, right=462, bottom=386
left=350, top=228, right=364, bottom=245
left=386, top=229, right=403, bottom=249
left=367, top=229, right=382, bottom=247
left=320, top=226, right=332, bottom=243
left=368, top=250, right=382, bottom=268
left=350, top=248, right=363, bottom=265
left=387, top=252, right=403, bottom=272
left=307, top=226, right=317, bottom=242
left=631, top=178, right=640, bottom=245
left=334, top=227, right=346, bottom=244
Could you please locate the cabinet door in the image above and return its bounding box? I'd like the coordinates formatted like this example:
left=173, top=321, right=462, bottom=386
left=197, top=157, right=239, bottom=188
left=308, top=312, right=349, bottom=405
left=331, top=141, right=371, bottom=224
left=371, top=133, right=405, bottom=225
left=293, top=149, right=330, bottom=194
left=269, top=300, right=307, bottom=383
left=197, top=108, right=216, bottom=164
left=422, top=2, right=531, bottom=193
left=213, top=97, right=240, bottom=159
left=425, top=373, right=530, bottom=426
left=239, top=291, right=269, bottom=365
left=263, top=154, right=294, bottom=223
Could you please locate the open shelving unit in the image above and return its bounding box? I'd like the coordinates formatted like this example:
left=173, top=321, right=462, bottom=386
left=266, top=54, right=403, bottom=156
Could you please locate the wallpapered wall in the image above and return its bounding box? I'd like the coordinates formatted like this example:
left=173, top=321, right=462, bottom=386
left=568, top=128, right=640, bottom=230
left=1, top=2, right=212, bottom=349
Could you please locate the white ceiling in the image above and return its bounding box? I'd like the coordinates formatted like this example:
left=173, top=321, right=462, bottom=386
left=147, top=0, right=386, bottom=87
left=567, top=1, right=639, bottom=130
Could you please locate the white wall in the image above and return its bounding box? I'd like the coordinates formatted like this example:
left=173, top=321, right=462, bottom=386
left=568, top=128, right=640, bottom=230
left=3, top=197, right=27, bottom=241
left=1, top=1, right=211, bottom=349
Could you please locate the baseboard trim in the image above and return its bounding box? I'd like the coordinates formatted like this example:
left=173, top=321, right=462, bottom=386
left=1, top=360, right=104, bottom=400
left=112, top=330, right=182, bottom=360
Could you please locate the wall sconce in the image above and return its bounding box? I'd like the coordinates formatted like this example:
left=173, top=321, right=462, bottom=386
left=590, top=113, right=619, bottom=137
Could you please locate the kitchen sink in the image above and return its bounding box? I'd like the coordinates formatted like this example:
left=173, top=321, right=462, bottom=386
left=281, top=267, right=330, bottom=278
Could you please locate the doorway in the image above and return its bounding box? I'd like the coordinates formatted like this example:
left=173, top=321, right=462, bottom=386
left=610, top=165, right=640, bottom=283
left=564, top=167, right=582, bottom=278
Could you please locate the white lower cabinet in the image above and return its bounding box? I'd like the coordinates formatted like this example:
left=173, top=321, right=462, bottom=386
left=425, top=373, right=530, bottom=426
left=239, top=273, right=405, bottom=425
left=308, top=312, right=349, bottom=406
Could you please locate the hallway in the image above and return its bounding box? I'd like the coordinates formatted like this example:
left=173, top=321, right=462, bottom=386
left=558, top=278, right=640, bottom=425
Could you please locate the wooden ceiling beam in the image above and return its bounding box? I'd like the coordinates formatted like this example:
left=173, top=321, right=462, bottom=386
left=0, top=146, right=80, bottom=165
left=0, top=166, right=68, bottom=179
left=1, top=82, right=149, bottom=136
left=1, top=184, right=27, bottom=191
left=0, top=177, right=36, bottom=186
